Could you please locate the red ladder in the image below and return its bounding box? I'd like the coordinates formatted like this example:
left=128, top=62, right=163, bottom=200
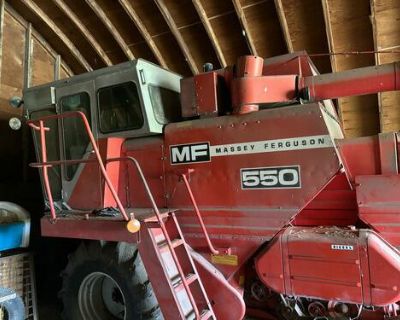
left=143, top=211, right=216, bottom=319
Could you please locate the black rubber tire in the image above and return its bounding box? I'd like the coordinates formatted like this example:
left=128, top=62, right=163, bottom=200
left=60, top=241, right=162, bottom=320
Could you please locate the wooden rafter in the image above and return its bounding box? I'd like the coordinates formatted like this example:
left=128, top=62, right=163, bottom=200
left=231, top=0, right=257, bottom=55
left=192, top=0, right=227, bottom=67
left=118, top=0, right=167, bottom=68
left=52, top=0, right=112, bottom=66
left=85, top=0, right=134, bottom=60
left=321, top=0, right=336, bottom=71
left=20, top=0, right=92, bottom=71
left=274, top=0, right=293, bottom=52
left=154, top=0, right=199, bottom=74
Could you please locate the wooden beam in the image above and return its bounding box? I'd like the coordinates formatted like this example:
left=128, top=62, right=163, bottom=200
left=154, top=0, right=199, bottom=74
left=118, top=0, right=167, bottom=68
left=20, top=0, right=92, bottom=71
left=321, top=0, right=337, bottom=71
left=192, top=0, right=227, bottom=67
left=54, top=54, right=61, bottom=80
left=231, top=0, right=257, bottom=55
left=85, top=0, right=134, bottom=61
left=380, top=45, right=400, bottom=51
left=274, top=0, right=293, bottom=52
left=0, top=0, right=5, bottom=85
left=23, top=22, right=32, bottom=88
left=52, top=0, right=112, bottom=66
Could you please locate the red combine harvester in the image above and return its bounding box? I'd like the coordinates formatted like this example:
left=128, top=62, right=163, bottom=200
left=22, top=52, right=400, bottom=319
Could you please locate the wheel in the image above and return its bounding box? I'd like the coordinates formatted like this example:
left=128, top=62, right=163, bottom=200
left=60, top=241, right=162, bottom=320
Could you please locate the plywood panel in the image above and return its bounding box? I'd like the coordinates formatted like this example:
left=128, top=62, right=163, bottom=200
left=60, top=66, right=70, bottom=80
left=280, top=0, right=331, bottom=73
left=31, top=36, right=55, bottom=86
left=127, top=0, right=191, bottom=75
left=323, top=0, right=379, bottom=137
left=242, top=0, right=286, bottom=58
left=0, top=10, right=24, bottom=181
left=0, top=10, right=24, bottom=118
left=372, top=0, right=400, bottom=132
left=209, top=12, right=249, bottom=65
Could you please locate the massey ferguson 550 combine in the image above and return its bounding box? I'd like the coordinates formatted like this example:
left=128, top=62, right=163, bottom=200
left=22, top=52, right=400, bottom=319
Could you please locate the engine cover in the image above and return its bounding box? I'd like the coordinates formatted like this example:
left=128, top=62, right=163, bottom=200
left=255, top=227, right=400, bottom=306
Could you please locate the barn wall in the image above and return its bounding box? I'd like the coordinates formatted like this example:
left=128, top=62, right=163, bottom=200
left=0, top=1, right=72, bottom=188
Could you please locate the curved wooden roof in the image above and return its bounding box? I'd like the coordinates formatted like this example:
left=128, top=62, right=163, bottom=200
left=6, top=0, right=400, bottom=137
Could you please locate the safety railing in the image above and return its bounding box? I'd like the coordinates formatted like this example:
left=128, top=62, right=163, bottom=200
left=181, top=169, right=223, bottom=255
left=28, top=112, right=210, bottom=317
left=27, top=111, right=129, bottom=222
left=105, top=156, right=202, bottom=319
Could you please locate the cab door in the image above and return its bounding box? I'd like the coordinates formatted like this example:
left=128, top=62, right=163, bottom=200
left=55, top=81, right=98, bottom=204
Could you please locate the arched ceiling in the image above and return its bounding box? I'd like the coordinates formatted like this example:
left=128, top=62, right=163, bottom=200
left=5, top=0, right=400, bottom=137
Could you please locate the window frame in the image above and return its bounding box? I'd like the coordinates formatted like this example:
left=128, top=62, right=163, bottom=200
left=148, top=84, right=181, bottom=125
left=59, top=91, right=92, bottom=181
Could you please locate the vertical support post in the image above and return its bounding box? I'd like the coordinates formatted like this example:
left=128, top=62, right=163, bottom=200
left=0, top=0, right=5, bottom=85
left=22, top=23, right=33, bottom=182
left=54, top=54, right=61, bottom=81
left=23, top=23, right=32, bottom=88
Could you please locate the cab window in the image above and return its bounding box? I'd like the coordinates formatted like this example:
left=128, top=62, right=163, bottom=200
left=98, top=82, right=143, bottom=133
left=60, top=92, right=91, bottom=180
left=149, top=85, right=181, bottom=124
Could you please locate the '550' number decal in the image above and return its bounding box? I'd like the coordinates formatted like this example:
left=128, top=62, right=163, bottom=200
left=241, top=166, right=301, bottom=189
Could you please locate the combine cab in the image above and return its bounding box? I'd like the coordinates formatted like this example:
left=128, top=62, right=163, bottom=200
left=22, top=52, right=400, bottom=319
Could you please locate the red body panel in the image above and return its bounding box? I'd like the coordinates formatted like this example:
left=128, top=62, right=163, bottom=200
left=293, top=173, right=358, bottom=227
left=30, top=52, right=400, bottom=318
left=256, top=227, right=400, bottom=306
left=164, top=103, right=339, bottom=276
left=357, top=175, right=400, bottom=247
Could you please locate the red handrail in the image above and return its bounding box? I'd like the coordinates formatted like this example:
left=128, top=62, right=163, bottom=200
left=106, top=157, right=201, bottom=319
left=181, top=170, right=221, bottom=255
left=27, top=111, right=129, bottom=222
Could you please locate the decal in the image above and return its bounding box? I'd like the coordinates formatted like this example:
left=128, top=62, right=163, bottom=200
left=211, top=134, right=332, bottom=156
left=169, top=134, right=332, bottom=164
left=211, top=254, right=238, bottom=266
left=331, top=244, right=354, bottom=251
left=241, top=166, right=301, bottom=189
left=170, top=142, right=210, bottom=165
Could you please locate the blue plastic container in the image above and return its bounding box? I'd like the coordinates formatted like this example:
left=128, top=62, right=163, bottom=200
left=0, top=202, right=30, bottom=251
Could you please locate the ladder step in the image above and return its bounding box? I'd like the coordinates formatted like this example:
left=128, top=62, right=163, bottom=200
left=185, top=308, right=213, bottom=320
left=173, top=273, right=198, bottom=292
left=200, top=309, right=213, bottom=320
left=158, top=238, right=184, bottom=253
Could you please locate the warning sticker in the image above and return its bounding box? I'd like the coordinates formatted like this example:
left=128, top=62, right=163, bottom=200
left=211, top=254, right=238, bottom=266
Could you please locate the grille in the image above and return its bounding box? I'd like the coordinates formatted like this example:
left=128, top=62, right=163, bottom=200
left=0, top=252, right=38, bottom=319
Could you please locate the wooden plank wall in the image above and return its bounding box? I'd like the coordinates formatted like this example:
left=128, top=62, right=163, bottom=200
left=0, top=2, right=72, bottom=182
left=323, top=0, right=379, bottom=138
left=371, top=0, right=400, bottom=133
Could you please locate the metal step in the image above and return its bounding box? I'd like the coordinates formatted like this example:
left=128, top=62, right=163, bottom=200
left=158, top=238, right=184, bottom=253
left=185, top=308, right=213, bottom=320
left=173, top=273, right=198, bottom=292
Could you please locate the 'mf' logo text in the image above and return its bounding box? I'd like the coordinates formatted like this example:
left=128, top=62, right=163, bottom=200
left=170, top=143, right=210, bottom=165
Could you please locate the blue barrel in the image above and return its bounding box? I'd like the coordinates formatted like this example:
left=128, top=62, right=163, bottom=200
left=0, top=202, right=30, bottom=251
